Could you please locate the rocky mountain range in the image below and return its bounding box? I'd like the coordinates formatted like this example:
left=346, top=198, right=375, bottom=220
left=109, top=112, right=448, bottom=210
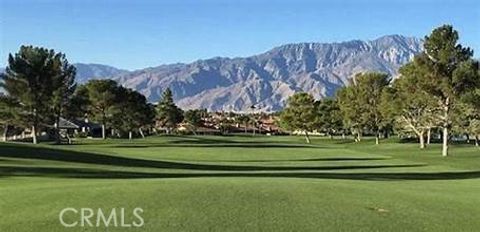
left=113, top=35, right=422, bottom=111
left=4, top=35, right=423, bottom=111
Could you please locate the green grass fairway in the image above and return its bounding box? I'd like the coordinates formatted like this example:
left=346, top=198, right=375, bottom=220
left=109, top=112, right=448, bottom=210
left=1, top=135, right=479, bottom=231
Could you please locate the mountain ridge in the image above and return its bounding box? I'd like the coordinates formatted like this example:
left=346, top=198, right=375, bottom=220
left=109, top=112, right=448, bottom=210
left=73, top=63, right=129, bottom=83
left=110, top=34, right=422, bottom=111
left=3, top=35, right=423, bottom=111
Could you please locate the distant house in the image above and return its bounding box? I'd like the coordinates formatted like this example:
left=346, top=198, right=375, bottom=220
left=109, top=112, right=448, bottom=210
left=55, top=117, right=80, bottom=130
left=52, top=117, right=103, bottom=138
left=258, top=117, right=283, bottom=135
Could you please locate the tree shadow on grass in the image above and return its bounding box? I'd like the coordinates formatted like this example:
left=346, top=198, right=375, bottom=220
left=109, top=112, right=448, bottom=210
left=199, top=157, right=388, bottom=163
left=163, top=136, right=267, bottom=144
left=1, top=165, right=480, bottom=181
left=155, top=136, right=340, bottom=147
left=110, top=143, right=323, bottom=149
left=0, top=143, right=422, bottom=172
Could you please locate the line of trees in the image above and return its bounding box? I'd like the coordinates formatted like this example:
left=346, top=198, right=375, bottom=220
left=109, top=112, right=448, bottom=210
left=0, top=46, right=156, bottom=143
left=0, top=46, right=77, bottom=144
left=0, top=44, right=268, bottom=143
left=1, top=25, right=478, bottom=157
left=280, top=25, right=480, bottom=156
left=74, top=79, right=156, bottom=140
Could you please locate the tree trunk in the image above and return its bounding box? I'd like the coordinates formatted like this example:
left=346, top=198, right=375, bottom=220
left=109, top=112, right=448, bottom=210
left=32, top=125, right=38, bottom=144
left=342, top=133, right=345, bottom=139
left=32, top=108, right=38, bottom=144
left=442, top=98, right=450, bottom=157
left=102, top=124, right=106, bottom=140
left=54, top=116, right=61, bottom=144
left=102, top=112, right=107, bottom=139
left=139, top=128, right=145, bottom=138
left=128, top=131, right=132, bottom=140
left=304, top=131, right=311, bottom=144
left=2, top=124, right=8, bottom=142
left=244, top=124, right=248, bottom=134
left=375, top=132, right=379, bottom=145
left=466, top=134, right=470, bottom=144
left=427, top=128, right=431, bottom=145
left=419, top=131, right=425, bottom=149
left=442, top=126, right=449, bottom=156
left=475, top=135, right=479, bottom=147
left=357, top=130, right=362, bottom=142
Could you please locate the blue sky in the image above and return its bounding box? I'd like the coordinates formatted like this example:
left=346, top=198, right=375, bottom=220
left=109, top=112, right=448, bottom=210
left=1, top=0, right=479, bottom=70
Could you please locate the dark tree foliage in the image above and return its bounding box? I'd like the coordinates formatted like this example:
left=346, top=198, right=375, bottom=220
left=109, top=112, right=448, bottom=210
left=82, top=79, right=119, bottom=139
left=315, top=98, right=343, bottom=138
left=0, top=95, right=23, bottom=141
left=50, top=52, right=77, bottom=143
left=156, top=88, right=184, bottom=134
left=337, top=72, right=390, bottom=143
left=1, top=46, right=76, bottom=144
left=413, top=25, right=479, bottom=156
left=113, top=87, right=155, bottom=139
left=184, top=109, right=204, bottom=135
left=280, top=92, right=316, bottom=143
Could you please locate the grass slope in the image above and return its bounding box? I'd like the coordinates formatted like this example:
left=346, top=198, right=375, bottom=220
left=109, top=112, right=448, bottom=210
left=0, top=135, right=479, bottom=231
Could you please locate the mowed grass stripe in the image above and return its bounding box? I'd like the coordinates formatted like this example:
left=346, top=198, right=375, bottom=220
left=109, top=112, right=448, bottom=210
left=0, top=135, right=479, bottom=231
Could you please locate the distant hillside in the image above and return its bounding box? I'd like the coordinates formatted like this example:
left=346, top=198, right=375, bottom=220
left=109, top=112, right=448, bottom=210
left=73, top=63, right=129, bottom=83
left=113, top=35, right=422, bottom=111
left=2, top=35, right=423, bottom=111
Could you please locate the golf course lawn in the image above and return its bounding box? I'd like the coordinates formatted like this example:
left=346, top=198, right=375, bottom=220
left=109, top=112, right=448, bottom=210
left=1, top=135, right=479, bottom=231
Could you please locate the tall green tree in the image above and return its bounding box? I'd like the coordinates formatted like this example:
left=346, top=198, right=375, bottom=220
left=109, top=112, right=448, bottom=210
left=382, top=63, right=440, bottom=149
left=50, top=53, right=77, bottom=143
left=416, top=25, right=479, bottom=156
left=461, top=87, right=480, bottom=146
left=184, top=109, right=204, bottom=135
left=140, top=103, right=157, bottom=138
left=358, top=72, right=390, bottom=145
left=315, top=98, right=342, bottom=138
left=337, top=85, right=364, bottom=142
left=280, top=92, right=316, bottom=143
left=83, top=80, right=119, bottom=139
left=156, top=88, right=183, bottom=134
left=64, top=85, right=91, bottom=120
left=337, top=72, right=390, bottom=144
left=0, top=95, right=22, bottom=141
left=113, top=87, right=154, bottom=139
left=452, top=102, right=480, bottom=145
left=1, top=46, right=69, bottom=144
